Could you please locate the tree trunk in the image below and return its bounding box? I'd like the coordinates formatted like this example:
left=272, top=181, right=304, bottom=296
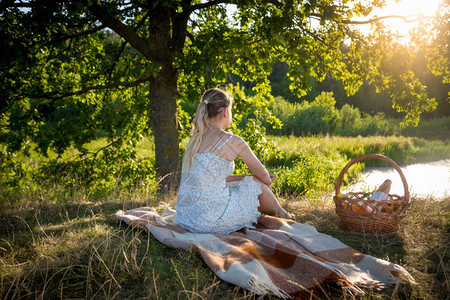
left=147, top=3, right=184, bottom=196
left=149, top=63, right=180, bottom=195
left=88, top=1, right=186, bottom=196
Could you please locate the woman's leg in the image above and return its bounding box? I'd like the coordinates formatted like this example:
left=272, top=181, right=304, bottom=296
left=252, top=177, right=291, bottom=218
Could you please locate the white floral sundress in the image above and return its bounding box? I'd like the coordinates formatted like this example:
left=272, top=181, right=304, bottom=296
left=175, top=135, right=262, bottom=234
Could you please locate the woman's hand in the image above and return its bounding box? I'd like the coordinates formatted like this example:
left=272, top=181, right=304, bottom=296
left=269, top=173, right=276, bottom=184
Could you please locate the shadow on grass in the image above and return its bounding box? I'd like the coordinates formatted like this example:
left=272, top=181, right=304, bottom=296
left=1, top=200, right=150, bottom=299
left=0, top=199, right=261, bottom=299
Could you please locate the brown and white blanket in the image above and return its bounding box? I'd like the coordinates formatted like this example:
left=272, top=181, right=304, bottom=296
left=114, top=207, right=415, bottom=298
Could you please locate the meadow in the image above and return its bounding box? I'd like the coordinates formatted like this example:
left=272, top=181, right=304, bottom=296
left=0, top=134, right=449, bottom=299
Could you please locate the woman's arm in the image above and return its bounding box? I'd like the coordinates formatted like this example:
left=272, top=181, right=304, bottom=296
left=239, top=146, right=273, bottom=186
left=225, top=175, right=246, bottom=182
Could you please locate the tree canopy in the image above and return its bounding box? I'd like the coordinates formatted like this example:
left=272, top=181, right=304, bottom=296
left=0, top=0, right=446, bottom=193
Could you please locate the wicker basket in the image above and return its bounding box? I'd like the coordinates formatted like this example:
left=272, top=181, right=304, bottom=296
left=333, top=154, right=410, bottom=236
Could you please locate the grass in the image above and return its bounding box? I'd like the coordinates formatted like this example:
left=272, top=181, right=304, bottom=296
left=1, top=189, right=448, bottom=299
left=0, top=195, right=254, bottom=299
left=1, top=135, right=449, bottom=299
left=268, top=135, right=450, bottom=167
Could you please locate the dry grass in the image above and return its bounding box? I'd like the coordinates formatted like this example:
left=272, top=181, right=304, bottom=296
left=1, top=191, right=448, bottom=299
left=283, top=195, right=449, bottom=299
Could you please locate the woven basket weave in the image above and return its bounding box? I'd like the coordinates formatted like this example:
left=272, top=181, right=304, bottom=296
left=333, top=154, right=410, bottom=236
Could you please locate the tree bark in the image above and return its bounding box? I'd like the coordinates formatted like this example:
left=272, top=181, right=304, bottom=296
left=147, top=3, right=182, bottom=195
left=149, top=64, right=180, bottom=194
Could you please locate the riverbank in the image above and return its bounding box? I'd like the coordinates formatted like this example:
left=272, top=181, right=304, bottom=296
left=0, top=194, right=448, bottom=299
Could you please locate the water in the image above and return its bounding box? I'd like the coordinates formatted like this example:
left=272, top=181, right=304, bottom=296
left=343, top=159, right=450, bottom=200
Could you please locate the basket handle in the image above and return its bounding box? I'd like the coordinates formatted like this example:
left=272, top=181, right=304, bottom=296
left=335, top=154, right=409, bottom=204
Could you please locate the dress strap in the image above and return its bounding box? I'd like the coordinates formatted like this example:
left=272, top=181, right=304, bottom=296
left=212, top=135, right=233, bottom=154
left=210, top=134, right=227, bottom=153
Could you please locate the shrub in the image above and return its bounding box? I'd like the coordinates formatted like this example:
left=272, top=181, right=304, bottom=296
left=268, top=92, right=339, bottom=136
left=0, top=140, right=157, bottom=204
left=356, top=113, right=396, bottom=136
left=268, top=93, right=415, bottom=137
left=270, top=152, right=362, bottom=197
left=266, top=96, right=297, bottom=135
left=400, top=117, right=450, bottom=140
left=335, top=104, right=361, bottom=135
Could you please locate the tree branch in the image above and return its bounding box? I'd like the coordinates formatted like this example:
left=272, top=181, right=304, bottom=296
left=26, top=76, right=151, bottom=101
left=187, top=0, right=235, bottom=14
left=310, top=13, right=434, bottom=25
left=186, top=31, right=195, bottom=43
left=105, top=9, right=151, bottom=83
left=347, top=14, right=434, bottom=25
left=44, top=25, right=107, bottom=46
left=0, top=0, right=31, bottom=10
left=186, top=0, right=282, bottom=14
left=1, top=76, right=151, bottom=132
left=87, top=2, right=153, bottom=60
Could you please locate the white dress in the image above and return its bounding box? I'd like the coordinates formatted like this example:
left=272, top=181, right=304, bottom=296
left=175, top=133, right=262, bottom=234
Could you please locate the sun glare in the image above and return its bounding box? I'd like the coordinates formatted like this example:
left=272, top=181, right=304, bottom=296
left=354, top=0, right=442, bottom=39
left=378, top=0, right=440, bottom=33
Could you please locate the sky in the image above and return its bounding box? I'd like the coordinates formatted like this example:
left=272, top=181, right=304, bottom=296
left=352, top=0, right=442, bottom=37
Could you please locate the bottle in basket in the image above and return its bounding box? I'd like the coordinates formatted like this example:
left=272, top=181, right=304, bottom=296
left=369, top=179, right=392, bottom=201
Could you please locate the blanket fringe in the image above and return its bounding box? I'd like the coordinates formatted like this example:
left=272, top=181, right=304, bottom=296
left=247, top=276, right=291, bottom=299
left=390, top=266, right=417, bottom=285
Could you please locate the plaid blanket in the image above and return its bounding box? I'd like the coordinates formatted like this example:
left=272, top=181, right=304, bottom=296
left=115, top=207, right=415, bottom=298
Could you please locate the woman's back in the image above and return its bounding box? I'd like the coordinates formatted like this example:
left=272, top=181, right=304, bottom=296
left=176, top=129, right=262, bottom=233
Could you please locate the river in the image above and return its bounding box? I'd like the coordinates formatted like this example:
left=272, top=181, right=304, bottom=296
left=343, top=159, right=450, bottom=200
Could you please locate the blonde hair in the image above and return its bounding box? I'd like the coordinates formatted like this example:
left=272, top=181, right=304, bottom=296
left=182, top=88, right=233, bottom=172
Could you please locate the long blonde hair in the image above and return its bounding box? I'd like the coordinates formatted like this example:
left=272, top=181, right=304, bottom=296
left=182, top=88, right=233, bottom=172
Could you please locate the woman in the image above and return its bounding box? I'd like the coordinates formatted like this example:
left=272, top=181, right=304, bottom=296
left=175, top=88, right=291, bottom=234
